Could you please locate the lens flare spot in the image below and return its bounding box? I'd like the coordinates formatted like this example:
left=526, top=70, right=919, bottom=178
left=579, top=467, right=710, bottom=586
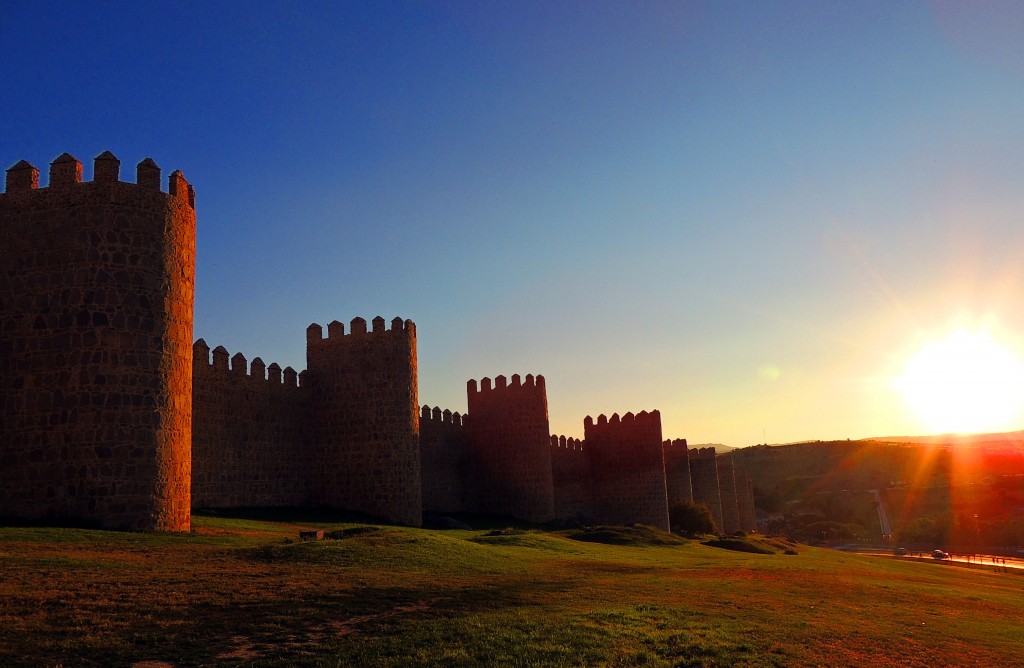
left=893, top=330, right=1024, bottom=434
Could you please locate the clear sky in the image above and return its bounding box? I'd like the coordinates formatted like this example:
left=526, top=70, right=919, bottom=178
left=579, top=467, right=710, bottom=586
left=4, top=1, right=1024, bottom=446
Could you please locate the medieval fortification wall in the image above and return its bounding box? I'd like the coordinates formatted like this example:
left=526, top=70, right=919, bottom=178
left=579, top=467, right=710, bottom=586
left=717, top=453, right=741, bottom=534
left=735, top=466, right=757, bottom=532
left=191, top=340, right=311, bottom=508
left=419, top=405, right=470, bottom=515
left=584, top=411, right=670, bottom=531
left=191, top=317, right=423, bottom=527
left=663, top=438, right=693, bottom=508
left=549, top=435, right=591, bottom=521
left=689, top=447, right=724, bottom=532
left=1, top=151, right=749, bottom=534
left=0, top=153, right=194, bottom=531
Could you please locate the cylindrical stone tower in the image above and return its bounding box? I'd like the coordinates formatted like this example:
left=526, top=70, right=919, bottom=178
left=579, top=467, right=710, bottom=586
left=0, top=152, right=195, bottom=531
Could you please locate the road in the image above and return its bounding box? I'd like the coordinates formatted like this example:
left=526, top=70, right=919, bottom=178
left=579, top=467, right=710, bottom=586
left=867, top=488, right=891, bottom=537
left=851, top=548, right=1024, bottom=572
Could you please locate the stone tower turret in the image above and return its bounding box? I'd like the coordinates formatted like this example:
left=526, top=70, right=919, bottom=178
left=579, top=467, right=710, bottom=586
left=717, top=452, right=741, bottom=534
left=689, top=447, right=723, bottom=533
left=585, top=410, right=669, bottom=531
left=0, top=152, right=195, bottom=531
left=466, top=374, right=555, bottom=523
left=305, top=316, right=421, bottom=526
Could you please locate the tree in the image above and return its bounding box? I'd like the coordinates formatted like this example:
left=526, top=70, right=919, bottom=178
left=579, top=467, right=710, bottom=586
left=752, top=486, right=783, bottom=513
left=670, top=501, right=717, bottom=535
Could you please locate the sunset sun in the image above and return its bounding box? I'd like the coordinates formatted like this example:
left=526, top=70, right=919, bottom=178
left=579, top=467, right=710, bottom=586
left=893, top=330, right=1024, bottom=434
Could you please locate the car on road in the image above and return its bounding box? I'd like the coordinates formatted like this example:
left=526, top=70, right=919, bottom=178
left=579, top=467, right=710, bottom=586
left=893, top=547, right=907, bottom=556
left=932, top=549, right=949, bottom=560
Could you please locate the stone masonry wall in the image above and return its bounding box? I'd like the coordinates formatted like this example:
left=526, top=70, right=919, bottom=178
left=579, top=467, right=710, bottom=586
left=466, top=374, right=555, bottom=523
left=716, top=453, right=741, bottom=534
left=2, top=150, right=715, bottom=534
left=735, top=466, right=757, bottom=532
left=419, top=405, right=471, bottom=515
left=191, top=340, right=312, bottom=508
left=549, top=435, right=592, bottom=521
left=662, top=438, right=693, bottom=508
left=689, top=447, right=723, bottom=533
left=0, top=152, right=194, bottom=531
left=306, top=317, right=421, bottom=526
left=585, top=411, right=669, bottom=531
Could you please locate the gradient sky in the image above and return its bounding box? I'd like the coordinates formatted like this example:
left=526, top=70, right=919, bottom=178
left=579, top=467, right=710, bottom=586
left=4, top=1, right=1024, bottom=446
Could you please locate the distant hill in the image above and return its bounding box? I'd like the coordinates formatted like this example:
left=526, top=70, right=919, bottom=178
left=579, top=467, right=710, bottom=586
left=863, top=430, right=1024, bottom=447
left=690, top=443, right=737, bottom=453
left=732, top=437, right=1024, bottom=498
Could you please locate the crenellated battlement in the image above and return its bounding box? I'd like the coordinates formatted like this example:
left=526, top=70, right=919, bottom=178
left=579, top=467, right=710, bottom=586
left=550, top=435, right=585, bottom=451
left=663, top=437, right=694, bottom=507
left=420, top=405, right=464, bottom=428
left=2, top=152, right=195, bottom=209
left=690, top=446, right=718, bottom=459
left=466, top=373, right=545, bottom=396
left=306, top=316, right=415, bottom=346
left=192, top=339, right=302, bottom=388
left=583, top=409, right=661, bottom=432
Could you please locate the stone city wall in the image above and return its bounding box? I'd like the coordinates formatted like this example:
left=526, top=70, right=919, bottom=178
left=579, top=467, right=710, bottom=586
left=689, top=447, right=723, bottom=533
left=0, top=153, right=738, bottom=534
left=549, top=435, right=592, bottom=521
left=716, top=453, right=741, bottom=534
left=191, top=340, right=312, bottom=508
left=662, top=438, right=693, bottom=508
left=735, top=466, right=757, bottom=532
left=419, top=405, right=471, bottom=515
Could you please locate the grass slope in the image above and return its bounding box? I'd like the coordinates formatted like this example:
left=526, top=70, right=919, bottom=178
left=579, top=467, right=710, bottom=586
left=1, top=515, right=1022, bottom=667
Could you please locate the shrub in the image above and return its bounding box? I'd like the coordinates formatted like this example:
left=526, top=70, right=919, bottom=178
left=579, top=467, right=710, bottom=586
left=670, top=501, right=717, bottom=535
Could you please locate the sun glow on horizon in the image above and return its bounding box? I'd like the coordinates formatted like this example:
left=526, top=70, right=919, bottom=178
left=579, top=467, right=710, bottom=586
left=893, top=330, right=1024, bottom=435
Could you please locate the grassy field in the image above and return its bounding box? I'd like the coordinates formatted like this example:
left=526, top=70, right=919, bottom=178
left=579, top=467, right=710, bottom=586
left=1, top=512, right=1022, bottom=667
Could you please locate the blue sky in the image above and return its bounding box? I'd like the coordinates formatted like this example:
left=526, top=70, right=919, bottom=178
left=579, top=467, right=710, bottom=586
left=4, top=1, right=1024, bottom=445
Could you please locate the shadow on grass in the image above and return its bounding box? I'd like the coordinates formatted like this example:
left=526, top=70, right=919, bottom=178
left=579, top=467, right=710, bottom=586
left=0, top=514, right=106, bottom=530
left=566, top=524, right=689, bottom=547
left=192, top=505, right=387, bottom=525
left=702, top=538, right=776, bottom=554
left=19, top=580, right=583, bottom=668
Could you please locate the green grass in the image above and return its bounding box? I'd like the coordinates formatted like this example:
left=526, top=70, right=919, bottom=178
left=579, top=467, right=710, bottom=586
left=702, top=537, right=777, bottom=554
left=1, top=515, right=1022, bottom=667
